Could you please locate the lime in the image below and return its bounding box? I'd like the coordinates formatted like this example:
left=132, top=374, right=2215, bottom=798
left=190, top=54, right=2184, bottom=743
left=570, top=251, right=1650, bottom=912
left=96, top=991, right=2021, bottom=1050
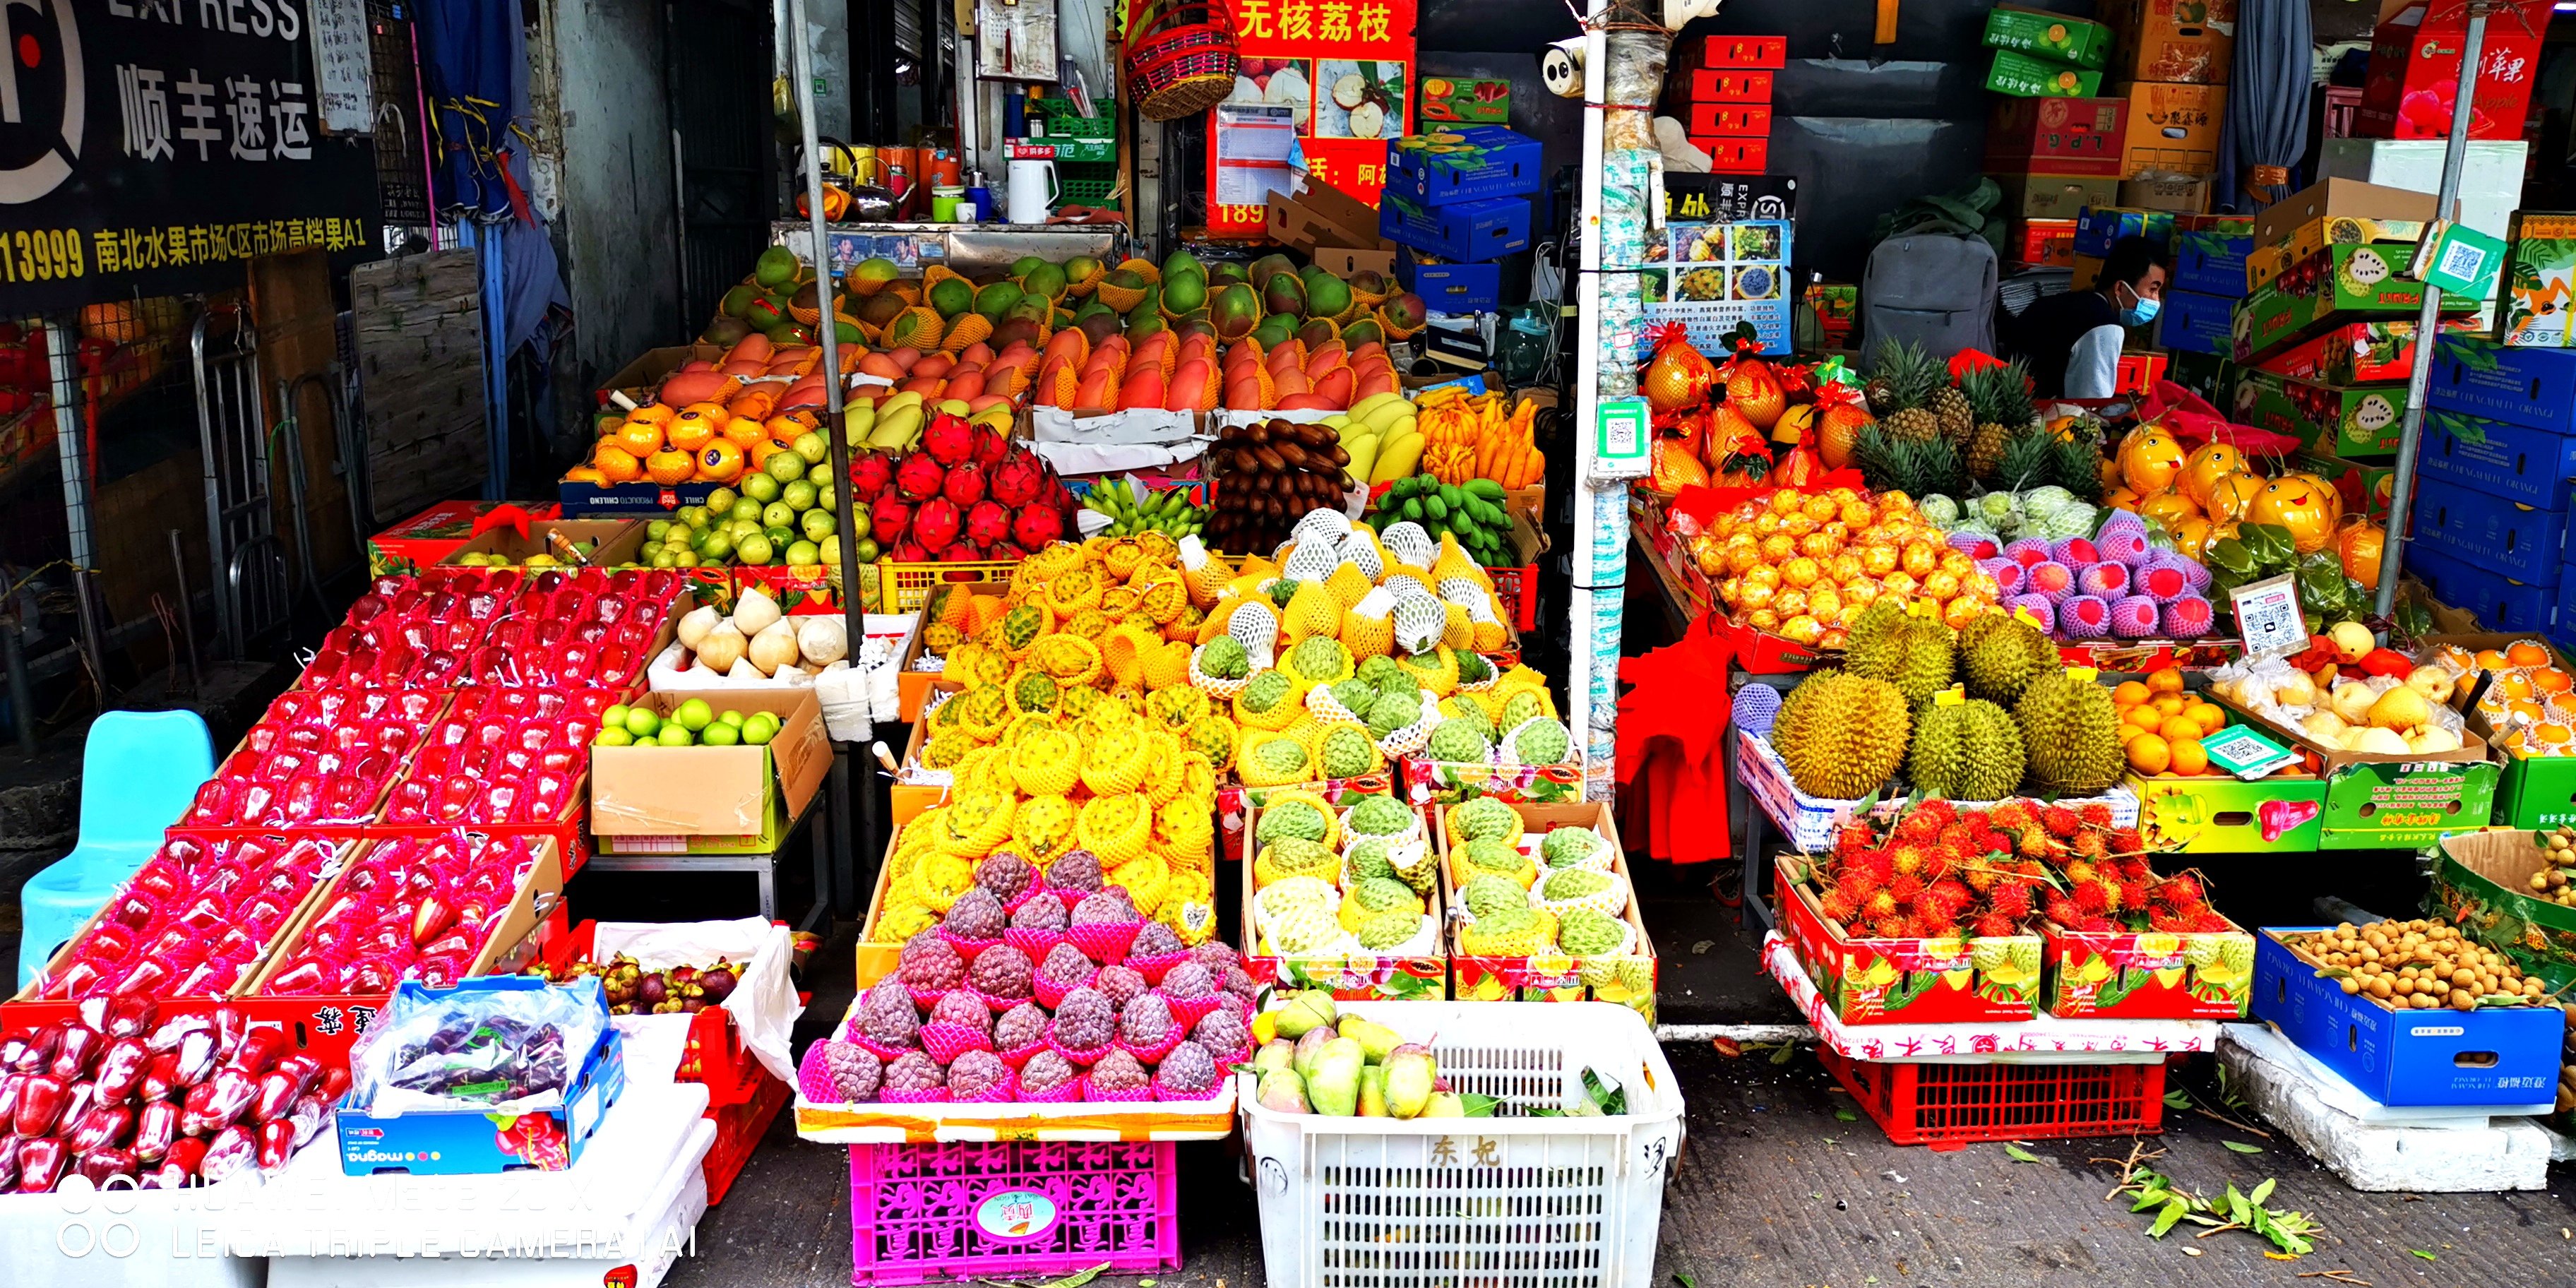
left=701, top=721, right=741, bottom=747
left=765, top=450, right=809, bottom=484
left=622, top=707, right=660, bottom=738
left=645, top=520, right=672, bottom=542
left=786, top=540, right=821, bottom=567
left=729, top=496, right=765, bottom=524
left=595, top=727, right=634, bottom=747
left=738, top=532, right=775, bottom=566
left=717, top=708, right=746, bottom=727
left=782, top=479, right=818, bottom=512
left=656, top=724, right=695, bottom=746
left=741, top=712, right=780, bottom=746
left=674, top=698, right=715, bottom=732
left=705, top=486, right=739, bottom=514
left=602, top=703, right=631, bottom=729
left=763, top=501, right=798, bottom=530
left=742, top=473, right=782, bottom=504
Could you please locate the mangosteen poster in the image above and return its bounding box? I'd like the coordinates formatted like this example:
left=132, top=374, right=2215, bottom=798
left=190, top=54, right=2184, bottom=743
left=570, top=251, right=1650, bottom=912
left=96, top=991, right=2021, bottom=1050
left=1197, top=0, right=1419, bottom=239
left=0, top=0, right=383, bottom=311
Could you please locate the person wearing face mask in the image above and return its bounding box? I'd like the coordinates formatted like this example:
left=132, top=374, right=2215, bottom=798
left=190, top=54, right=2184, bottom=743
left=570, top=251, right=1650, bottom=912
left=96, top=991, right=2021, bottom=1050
left=2002, top=234, right=2169, bottom=399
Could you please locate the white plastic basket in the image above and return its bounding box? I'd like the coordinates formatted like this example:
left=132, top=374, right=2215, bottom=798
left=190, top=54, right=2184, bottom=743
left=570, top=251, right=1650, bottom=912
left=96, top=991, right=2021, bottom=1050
left=1238, top=1001, right=1683, bottom=1288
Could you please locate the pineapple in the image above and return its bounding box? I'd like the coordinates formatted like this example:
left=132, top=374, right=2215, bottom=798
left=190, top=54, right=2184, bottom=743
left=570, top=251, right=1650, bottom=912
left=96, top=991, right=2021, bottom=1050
left=1933, top=383, right=1975, bottom=446
left=1854, top=424, right=1968, bottom=500
left=1867, top=339, right=1945, bottom=443
left=1964, top=359, right=2038, bottom=481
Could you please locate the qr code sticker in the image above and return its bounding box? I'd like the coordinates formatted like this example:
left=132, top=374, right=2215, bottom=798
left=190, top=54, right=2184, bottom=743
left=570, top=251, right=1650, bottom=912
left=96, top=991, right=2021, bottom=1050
left=2440, top=240, right=2486, bottom=282
left=2232, top=577, right=2303, bottom=657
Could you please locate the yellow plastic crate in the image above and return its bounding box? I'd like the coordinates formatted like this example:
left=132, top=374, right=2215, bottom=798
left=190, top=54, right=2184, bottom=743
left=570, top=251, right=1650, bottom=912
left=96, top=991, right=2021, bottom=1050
left=872, top=558, right=1021, bottom=613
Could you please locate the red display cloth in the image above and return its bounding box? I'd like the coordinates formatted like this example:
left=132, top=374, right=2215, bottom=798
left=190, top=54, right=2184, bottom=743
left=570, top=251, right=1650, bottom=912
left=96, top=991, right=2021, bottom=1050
left=1615, top=616, right=1735, bottom=863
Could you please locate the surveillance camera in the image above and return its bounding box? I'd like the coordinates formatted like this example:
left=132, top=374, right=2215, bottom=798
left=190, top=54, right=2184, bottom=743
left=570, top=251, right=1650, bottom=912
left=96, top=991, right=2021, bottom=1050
left=1543, top=38, right=1585, bottom=99
left=1662, top=0, right=1724, bottom=28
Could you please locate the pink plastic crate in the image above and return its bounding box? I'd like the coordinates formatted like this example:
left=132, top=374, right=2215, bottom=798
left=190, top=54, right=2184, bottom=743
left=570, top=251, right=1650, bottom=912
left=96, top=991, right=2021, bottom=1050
left=847, top=1140, right=1181, bottom=1285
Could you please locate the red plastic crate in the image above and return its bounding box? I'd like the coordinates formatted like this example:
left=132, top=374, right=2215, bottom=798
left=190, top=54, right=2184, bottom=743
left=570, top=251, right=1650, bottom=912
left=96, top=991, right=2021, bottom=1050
left=703, top=1067, right=789, bottom=1206
left=1819, top=1046, right=2168, bottom=1147
left=848, top=1140, right=1181, bottom=1285
left=1490, top=561, right=1538, bottom=633
left=2116, top=352, right=2169, bottom=396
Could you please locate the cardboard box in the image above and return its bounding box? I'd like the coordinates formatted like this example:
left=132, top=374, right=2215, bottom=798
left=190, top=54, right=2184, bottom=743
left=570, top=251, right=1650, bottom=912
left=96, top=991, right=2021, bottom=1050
left=1407, top=259, right=1502, bottom=314
left=2411, top=475, right=2572, bottom=583
left=2126, top=770, right=2326, bottom=852
left=1419, top=76, right=1511, bottom=125
left=2419, top=414, right=2576, bottom=509
left=1385, top=126, right=1544, bottom=208
left=1683, top=68, right=1775, bottom=101
left=2119, top=176, right=2209, bottom=214
left=1775, top=856, right=2042, bottom=1025
left=1986, top=51, right=2102, bottom=99
left=2355, top=0, right=2553, bottom=142
left=1694, top=138, right=1770, bottom=175
left=2041, top=919, right=2255, bottom=1020
left=1265, top=181, right=1396, bottom=278
left=2234, top=369, right=2409, bottom=457
left=2098, top=0, right=2236, bottom=85
left=2253, top=928, right=2563, bottom=1105
left=2320, top=139, right=2529, bottom=245
left=2157, top=288, right=2236, bottom=354
left=2408, top=543, right=2560, bottom=634
left=2207, top=688, right=2500, bottom=849
left=2299, top=450, right=2398, bottom=523
left=1379, top=193, right=1531, bottom=262
left=2234, top=244, right=2475, bottom=365
left=1685, top=102, right=1774, bottom=137
left=2073, top=206, right=2176, bottom=259
left=597, top=345, right=723, bottom=408
left=1985, top=97, right=2128, bottom=177
left=370, top=501, right=561, bottom=577
left=440, top=519, right=646, bottom=568
left=1991, top=172, right=2121, bottom=220
left=2250, top=178, right=2440, bottom=273
left=590, top=690, right=830, bottom=852
left=558, top=478, right=723, bottom=518
left=2116, top=81, right=2226, bottom=178
left=2432, top=830, right=2576, bottom=988
left=1239, top=801, right=1448, bottom=1003
left=2428, top=335, right=2576, bottom=432
left=2010, top=218, right=2077, bottom=268
left=335, top=978, right=627, bottom=1175
left=1981, top=4, right=2115, bottom=68
left=2260, top=319, right=2439, bottom=385
left=2496, top=211, right=2576, bottom=349
left=1686, top=35, right=1787, bottom=68
left=1437, top=800, right=1657, bottom=1024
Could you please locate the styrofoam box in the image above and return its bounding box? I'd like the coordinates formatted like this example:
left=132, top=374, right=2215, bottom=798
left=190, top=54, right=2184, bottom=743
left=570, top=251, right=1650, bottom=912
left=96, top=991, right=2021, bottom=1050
left=2318, top=139, right=2529, bottom=248
left=1736, top=728, right=2137, bottom=852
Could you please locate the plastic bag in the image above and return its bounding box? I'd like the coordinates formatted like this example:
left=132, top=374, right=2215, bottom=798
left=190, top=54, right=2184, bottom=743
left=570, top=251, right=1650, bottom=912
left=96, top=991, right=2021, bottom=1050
left=345, top=978, right=608, bottom=1118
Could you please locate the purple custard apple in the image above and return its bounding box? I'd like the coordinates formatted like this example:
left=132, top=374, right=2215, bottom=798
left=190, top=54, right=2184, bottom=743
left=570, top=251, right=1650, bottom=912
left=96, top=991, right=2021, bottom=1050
left=947, top=1049, right=1011, bottom=1099
left=945, top=887, right=1007, bottom=940
left=1018, top=1049, right=1079, bottom=1096
left=1010, top=894, right=1066, bottom=932
left=1189, top=941, right=1241, bottom=973
left=1121, top=993, right=1175, bottom=1046
left=970, top=944, right=1035, bottom=1000
left=1095, top=964, right=1148, bottom=1008
left=1130, top=922, right=1185, bottom=960
left=975, top=852, right=1039, bottom=903
left=821, top=1041, right=882, bottom=1101
left=1071, top=889, right=1137, bottom=926
left=1048, top=849, right=1104, bottom=893
left=1192, top=1006, right=1248, bottom=1054
left=1087, top=1048, right=1150, bottom=1093
left=1158, top=960, right=1217, bottom=1001
left=995, top=1002, right=1049, bottom=1051
left=855, top=981, right=920, bottom=1048
left=1221, top=964, right=1260, bottom=1003
left=1156, top=1040, right=1219, bottom=1097
left=1040, top=941, right=1097, bottom=985
left=883, top=1050, right=946, bottom=1093
left=929, top=989, right=994, bottom=1035
left=1051, top=988, right=1116, bottom=1050
left=898, top=929, right=966, bottom=991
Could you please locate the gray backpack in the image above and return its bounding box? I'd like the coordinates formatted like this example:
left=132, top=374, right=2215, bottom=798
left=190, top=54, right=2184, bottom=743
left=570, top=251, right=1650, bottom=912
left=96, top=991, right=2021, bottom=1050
left=1862, top=234, right=1998, bottom=362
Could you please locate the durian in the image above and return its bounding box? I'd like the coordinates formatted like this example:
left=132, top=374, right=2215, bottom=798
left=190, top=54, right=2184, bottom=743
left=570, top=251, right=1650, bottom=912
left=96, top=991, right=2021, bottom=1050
left=1907, top=698, right=2026, bottom=801
left=1770, top=672, right=1912, bottom=801
left=1959, top=612, right=2061, bottom=705
left=1845, top=612, right=1956, bottom=704
left=2015, top=669, right=2124, bottom=795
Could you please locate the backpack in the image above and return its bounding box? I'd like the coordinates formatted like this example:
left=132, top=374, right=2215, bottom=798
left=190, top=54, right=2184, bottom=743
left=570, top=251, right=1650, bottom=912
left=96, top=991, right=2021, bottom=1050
left=1861, top=234, right=1998, bottom=362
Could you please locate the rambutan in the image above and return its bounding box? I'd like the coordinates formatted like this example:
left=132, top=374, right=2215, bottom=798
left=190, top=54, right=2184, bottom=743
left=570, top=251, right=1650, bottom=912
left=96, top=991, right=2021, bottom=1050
left=1859, top=849, right=1897, bottom=887
left=1818, top=890, right=1859, bottom=924
left=1895, top=811, right=1943, bottom=842
left=2041, top=804, right=2080, bottom=837
left=1920, top=847, right=1955, bottom=883
left=1964, top=866, right=2000, bottom=893
left=2147, top=909, right=2188, bottom=934
left=2044, top=895, right=2082, bottom=926
left=1988, top=802, right=2035, bottom=833
left=2017, top=828, right=2053, bottom=858
left=1972, top=912, right=2019, bottom=939
left=1988, top=881, right=2035, bottom=921
left=1907, top=908, right=1956, bottom=940
left=1916, top=799, right=1958, bottom=828
left=1888, top=873, right=1926, bottom=905
left=1868, top=915, right=1911, bottom=939
left=2071, top=830, right=2107, bottom=859
left=1928, top=879, right=1976, bottom=915
left=2120, top=881, right=2154, bottom=912
left=2073, top=880, right=2114, bottom=916
left=2186, top=911, right=2232, bottom=934
left=2079, top=802, right=2113, bottom=828
left=2110, top=828, right=2142, bottom=854
left=2063, top=859, right=2099, bottom=886
left=2157, top=873, right=2206, bottom=910
left=1938, top=821, right=1977, bottom=852
left=2013, top=859, right=2049, bottom=880
left=1836, top=867, right=1878, bottom=903
left=1888, top=843, right=1928, bottom=877
left=1865, top=890, right=1900, bottom=920
left=1835, top=823, right=1875, bottom=857
left=2080, top=917, right=2122, bottom=934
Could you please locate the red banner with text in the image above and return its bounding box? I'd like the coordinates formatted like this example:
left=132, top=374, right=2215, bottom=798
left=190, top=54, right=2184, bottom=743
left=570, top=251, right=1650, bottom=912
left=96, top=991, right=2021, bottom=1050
left=1203, top=0, right=1417, bottom=237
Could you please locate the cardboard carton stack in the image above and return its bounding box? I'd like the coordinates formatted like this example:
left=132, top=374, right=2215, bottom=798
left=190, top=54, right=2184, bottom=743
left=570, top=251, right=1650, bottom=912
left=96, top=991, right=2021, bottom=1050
left=1675, top=35, right=1786, bottom=175
left=1981, top=4, right=2113, bottom=99
left=2098, top=0, right=2231, bottom=216
left=2230, top=181, right=2447, bottom=450
left=2354, top=0, right=2553, bottom=143
left=2157, top=213, right=2253, bottom=357
left=1986, top=95, right=2127, bottom=270
left=2417, top=340, right=2576, bottom=638
left=1379, top=125, right=1544, bottom=320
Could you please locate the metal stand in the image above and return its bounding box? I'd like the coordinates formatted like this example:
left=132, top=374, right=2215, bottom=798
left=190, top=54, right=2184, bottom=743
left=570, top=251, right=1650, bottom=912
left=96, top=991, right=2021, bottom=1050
left=578, top=799, right=837, bottom=931
left=191, top=309, right=287, bottom=659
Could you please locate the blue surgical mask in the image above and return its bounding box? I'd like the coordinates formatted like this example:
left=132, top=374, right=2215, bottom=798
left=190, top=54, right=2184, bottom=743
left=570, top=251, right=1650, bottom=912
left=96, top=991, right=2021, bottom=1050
left=2117, top=284, right=2161, bottom=328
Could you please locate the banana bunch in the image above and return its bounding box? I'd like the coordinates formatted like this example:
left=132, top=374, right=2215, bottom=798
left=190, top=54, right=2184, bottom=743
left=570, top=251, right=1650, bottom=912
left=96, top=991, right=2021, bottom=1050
left=1369, top=475, right=1515, bottom=567
left=1081, top=478, right=1206, bottom=538
left=1318, top=393, right=1424, bottom=489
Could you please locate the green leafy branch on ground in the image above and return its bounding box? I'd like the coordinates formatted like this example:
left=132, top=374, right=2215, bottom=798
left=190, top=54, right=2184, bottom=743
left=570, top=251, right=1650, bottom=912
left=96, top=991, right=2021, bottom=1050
left=2100, top=1141, right=2321, bottom=1257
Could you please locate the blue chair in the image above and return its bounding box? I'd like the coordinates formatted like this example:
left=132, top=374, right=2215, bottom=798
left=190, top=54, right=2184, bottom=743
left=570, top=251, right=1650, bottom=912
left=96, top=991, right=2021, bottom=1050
left=16, top=709, right=217, bottom=986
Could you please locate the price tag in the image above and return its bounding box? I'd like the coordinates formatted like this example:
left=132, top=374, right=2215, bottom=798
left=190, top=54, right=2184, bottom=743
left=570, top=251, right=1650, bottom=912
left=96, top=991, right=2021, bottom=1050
left=1908, top=597, right=1938, bottom=618
left=2012, top=606, right=2045, bottom=631
left=1935, top=684, right=1965, bottom=706
left=2229, top=573, right=2305, bottom=662
left=2067, top=666, right=2098, bottom=684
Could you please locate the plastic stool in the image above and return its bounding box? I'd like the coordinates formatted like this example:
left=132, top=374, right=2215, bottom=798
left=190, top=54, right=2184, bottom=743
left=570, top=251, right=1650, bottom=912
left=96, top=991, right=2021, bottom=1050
left=17, top=709, right=215, bottom=986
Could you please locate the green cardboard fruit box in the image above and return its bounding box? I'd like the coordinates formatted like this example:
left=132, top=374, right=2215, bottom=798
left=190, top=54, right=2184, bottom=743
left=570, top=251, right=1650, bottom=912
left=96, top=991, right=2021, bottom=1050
left=2469, top=705, right=2576, bottom=830
left=2126, top=770, right=2326, bottom=853
left=2429, top=829, right=2576, bottom=990
left=1981, top=4, right=2116, bottom=68
left=1986, top=50, right=2104, bottom=98
left=2208, top=691, right=2499, bottom=849
left=2233, top=369, right=2408, bottom=457
left=2234, top=244, right=2479, bottom=365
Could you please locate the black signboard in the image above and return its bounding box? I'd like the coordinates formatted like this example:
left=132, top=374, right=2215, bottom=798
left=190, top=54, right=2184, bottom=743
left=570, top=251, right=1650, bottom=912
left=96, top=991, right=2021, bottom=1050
left=0, top=0, right=383, bottom=311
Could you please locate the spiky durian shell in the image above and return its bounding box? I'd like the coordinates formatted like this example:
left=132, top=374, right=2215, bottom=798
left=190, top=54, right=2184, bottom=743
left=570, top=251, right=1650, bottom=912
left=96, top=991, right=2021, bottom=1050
left=1844, top=614, right=1956, bottom=705
left=1958, top=612, right=2061, bottom=706
left=1771, top=672, right=1912, bottom=801
left=1907, top=698, right=2025, bottom=801
left=2014, top=670, right=2123, bottom=796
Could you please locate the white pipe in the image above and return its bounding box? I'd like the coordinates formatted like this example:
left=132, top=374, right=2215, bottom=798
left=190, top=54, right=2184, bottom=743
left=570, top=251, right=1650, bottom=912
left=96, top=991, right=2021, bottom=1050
left=1570, top=4, right=1611, bottom=800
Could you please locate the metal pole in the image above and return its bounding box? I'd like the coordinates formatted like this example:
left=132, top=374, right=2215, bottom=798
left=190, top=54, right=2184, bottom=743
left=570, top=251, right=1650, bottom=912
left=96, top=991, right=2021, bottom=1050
left=2374, top=0, right=2493, bottom=619
left=4, top=622, right=36, bottom=756
left=168, top=529, right=203, bottom=694
left=44, top=320, right=93, bottom=573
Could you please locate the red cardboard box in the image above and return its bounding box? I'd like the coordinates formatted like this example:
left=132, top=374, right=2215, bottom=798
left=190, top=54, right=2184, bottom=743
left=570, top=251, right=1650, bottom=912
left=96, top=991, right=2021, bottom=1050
left=1685, top=102, right=1774, bottom=136
left=1686, top=35, right=1787, bottom=68
left=2011, top=218, right=2079, bottom=268
left=1686, top=68, right=1774, bottom=102
left=1693, top=138, right=1771, bottom=174
left=2356, top=0, right=2552, bottom=141
left=1984, top=96, right=2130, bottom=177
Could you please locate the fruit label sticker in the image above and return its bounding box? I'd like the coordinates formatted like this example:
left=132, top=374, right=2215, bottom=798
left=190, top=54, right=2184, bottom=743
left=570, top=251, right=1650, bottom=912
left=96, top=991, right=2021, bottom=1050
left=975, top=1189, right=1059, bottom=1241
left=2228, top=573, right=2303, bottom=661
left=1935, top=685, right=1965, bottom=706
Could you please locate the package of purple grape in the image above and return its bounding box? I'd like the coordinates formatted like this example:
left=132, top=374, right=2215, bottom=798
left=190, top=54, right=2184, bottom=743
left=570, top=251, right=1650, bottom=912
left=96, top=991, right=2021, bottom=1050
left=334, top=976, right=626, bottom=1176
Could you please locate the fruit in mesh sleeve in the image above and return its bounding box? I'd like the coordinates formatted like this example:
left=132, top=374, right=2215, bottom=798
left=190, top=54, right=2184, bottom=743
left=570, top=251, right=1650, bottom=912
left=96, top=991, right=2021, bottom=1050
left=1051, top=989, right=1117, bottom=1049
left=947, top=1049, right=1010, bottom=1099
left=1049, top=849, right=1106, bottom=893
left=1120, top=994, right=1176, bottom=1046
left=1039, top=941, right=1098, bottom=986
left=945, top=887, right=1008, bottom=940
left=1131, top=921, right=1186, bottom=961
left=1461, top=873, right=1530, bottom=917
left=1315, top=723, right=1381, bottom=777
left=818, top=1042, right=883, bottom=1101
left=899, top=931, right=967, bottom=991
left=1427, top=717, right=1493, bottom=763
left=1159, top=960, right=1217, bottom=1000
left=1556, top=907, right=1627, bottom=955
left=929, top=989, right=995, bottom=1035
left=1338, top=876, right=1424, bottom=931
left=1011, top=895, right=1066, bottom=934
left=883, top=1051, right=947, bottom=1094
left=1265, top=902, right=1343, bottom=954
left=1460, top=903, right=1554, bottom=956
left=1256, top=796, right=1335, bottom=845
left=1343, top=794, right=1413, bottom=837
left=1157, top=1040, right=1220, bottom=1097
left=1192, top=1006, right=1248, bottom=1054
left=1094, top=962, right=1149, bottom=1007
left=1505, top=718, right=1573, bottom=765
left=1354, top=908, right=1421, bottom=950
left=1541, top=867, right=1613, bottom=902
left=974, top=852, right=1039, bottom=904
left=1071, top=889, right=1137, bottom=925
left=1462, top=837, right=1536, bottom=885
left=1344, top=837, right=1400, bottom=884
left=1450, top=796, right=1520, bottom=843
left=995, top=1002, right=1049, bottom=1051
left=1540, top=826, right=1603, bottom=868
left=1240, top=733, right=1317, bottom=785
left=1089, top=1048, right=1151, bottom=1093
left=1200, top=636, right=1251, bottom=679
left=1018, top=1049, right=1079, bottom=1096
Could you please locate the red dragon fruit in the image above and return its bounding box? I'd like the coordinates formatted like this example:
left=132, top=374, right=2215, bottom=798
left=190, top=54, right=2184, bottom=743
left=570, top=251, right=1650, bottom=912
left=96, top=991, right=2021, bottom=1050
left=891, top=538, right=928, bottom=562
left=1013, top=504, right=1063, bottom=550
left=895, top=453, right=946, bottom=501
left=990, top=451, right=1046, bottom=507
left=924, top=415, right=977, bottom=467
left=973, top=426, right=1010, bottom=468
left=850, top=451, right=895, bottom=498
left=914, top=497, right=963, bottom=553
left=944, top=460, right=988, bottom=507
left=989, top=543, right=1027, bottom=561
left=941, top=544, right=982, bottom=562
left=871, top=497, right=912, bottom=545
left=965, top=500, right=1012, bottom=549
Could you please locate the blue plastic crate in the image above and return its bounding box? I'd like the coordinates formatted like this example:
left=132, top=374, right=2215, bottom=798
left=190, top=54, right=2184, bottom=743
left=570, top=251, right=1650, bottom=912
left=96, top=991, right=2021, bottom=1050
left=2405, top=544, right=2560, bottom=633
left=2252, top=930, right=2563, bottom=1107
left=2408, top=476, right=2570, bottom=585
left=2429, top=336, right=2576, bottom=433
left=1379, top=194, right=1531, bottom=262
left=1386, top=126, right=1544, bottom=207
left=1402, top=258, right=1503, bottom=314
left=2157, top=290, right=2234, bottom=355
left=2417, top=413, right=2576, bottom=511
left=2171, top=232, right=2251, bottom=297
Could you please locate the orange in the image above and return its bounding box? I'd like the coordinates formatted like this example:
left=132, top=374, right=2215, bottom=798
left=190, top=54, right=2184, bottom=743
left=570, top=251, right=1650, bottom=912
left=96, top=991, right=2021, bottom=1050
left=613, top=419, right=665, bottom=458
left=2146, top=669, right=2184, bottom=694
left=2537, top=723, right=2573, bottom=746
left=680, top=400, right=733, bottom=426
left=2159, top=716, right=2203, bottom=744
left=2496, top=670, right=2536, bottom=700
left=2476, top=648, right=2510, bottom=672
left=722, top=417, right=769, bottom=449
left=2190, top=703, right=2227, bottom=735
left=666, top=412, right=718, bottom=453
left=2508, top=641, right=2551, bottom=667
left=2169, top=738, right=2208, bottom=776
left=625, top=403, right=676, bottom=429
left=2536, top=668, right=2572, bottom=695
left=2127, top=734, right=2171, bottom=775
left=562, top=466, right=609, bottom=485
left=2113, top=681, right=2152, bottom=707
left=592, top=443, right=644, bottom=483
left=697, top=439, right=746, bottom=482
left=765, top=412, right=819, bottom=446
left=645, top=449, right=696, bottom=486
left=2152, top=693, right=2186, bottom=717
left=2125, top=705, right=2164, bottom=731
